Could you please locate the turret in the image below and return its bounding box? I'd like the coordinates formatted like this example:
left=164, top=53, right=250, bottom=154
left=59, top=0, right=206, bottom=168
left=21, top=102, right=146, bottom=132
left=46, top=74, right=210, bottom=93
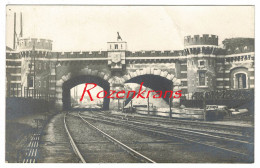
left=184, top=34, right=219, bottom=93
left=17, top=38, right=52, bottom=51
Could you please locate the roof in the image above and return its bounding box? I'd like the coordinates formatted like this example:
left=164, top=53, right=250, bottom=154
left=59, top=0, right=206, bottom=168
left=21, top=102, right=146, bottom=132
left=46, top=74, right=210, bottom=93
left=6, top=46, right=14, bottom=52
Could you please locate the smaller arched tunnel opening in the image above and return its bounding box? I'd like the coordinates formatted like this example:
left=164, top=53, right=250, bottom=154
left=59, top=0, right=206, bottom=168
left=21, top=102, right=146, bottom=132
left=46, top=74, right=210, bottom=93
left=62, top=75, right=110, bottom=111
left=124, top=74, right=174, bottom=107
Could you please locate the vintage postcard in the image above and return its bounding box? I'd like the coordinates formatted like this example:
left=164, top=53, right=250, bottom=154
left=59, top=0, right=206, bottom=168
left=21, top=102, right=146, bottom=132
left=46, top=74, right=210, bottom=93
left=5, top=5, right=254, bottom=163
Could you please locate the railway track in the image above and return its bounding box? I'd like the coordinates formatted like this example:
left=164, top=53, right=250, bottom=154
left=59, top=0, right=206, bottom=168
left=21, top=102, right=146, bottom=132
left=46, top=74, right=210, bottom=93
left=86, top=111, right=253, bottom=143
left=78, top=111, right=253, bottom=160
left=64, top=113, right=86, bottom=163
left=64, top=112, right=156, bottom=163
left=92, top=110, right=253, bottom=137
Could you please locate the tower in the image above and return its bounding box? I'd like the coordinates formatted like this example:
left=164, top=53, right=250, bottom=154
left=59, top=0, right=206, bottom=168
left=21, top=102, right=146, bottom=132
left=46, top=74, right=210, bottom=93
left=184, top=34, right=219, bottom=94
left=107, top=32, right=127, bottom=110
left=13, top=12, right=23, bottom=50
left=107, top=32, right=127, bottom=71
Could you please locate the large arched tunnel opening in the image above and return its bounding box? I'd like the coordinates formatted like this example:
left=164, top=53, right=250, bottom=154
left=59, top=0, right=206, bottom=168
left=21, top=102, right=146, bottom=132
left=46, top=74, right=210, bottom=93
left=62, top=75, right=110, bottom=111
left=124, top=74, right=174, bottom=107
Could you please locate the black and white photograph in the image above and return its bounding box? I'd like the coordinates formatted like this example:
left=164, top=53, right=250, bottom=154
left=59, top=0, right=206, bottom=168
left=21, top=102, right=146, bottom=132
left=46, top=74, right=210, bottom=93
left=4, top=5, right=255, bottom=164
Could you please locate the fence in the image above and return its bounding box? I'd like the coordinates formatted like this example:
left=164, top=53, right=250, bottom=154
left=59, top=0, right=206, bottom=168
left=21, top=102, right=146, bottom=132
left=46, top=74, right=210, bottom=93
left=190, top=89, right=254, bottom=100
left=6, top=86, right=55, bottom=102
left=180, top=89, right=254, bottom=111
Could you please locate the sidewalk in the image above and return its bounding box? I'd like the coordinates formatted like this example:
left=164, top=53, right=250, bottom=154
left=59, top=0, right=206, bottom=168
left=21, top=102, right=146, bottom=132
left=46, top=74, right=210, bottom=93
left=38, top=113, right=78, bottom=163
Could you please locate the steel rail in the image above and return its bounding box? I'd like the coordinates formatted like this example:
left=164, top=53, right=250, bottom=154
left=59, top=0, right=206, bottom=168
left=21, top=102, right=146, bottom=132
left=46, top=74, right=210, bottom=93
left=63, top=113, right=86, bottom=163
left=83, top=112, right=252, bottom=144
left=77, top=112, right=251, bottom=157
left=77, top=112, right=156, bottom=163
left=94, top=110, right=253, bottom=136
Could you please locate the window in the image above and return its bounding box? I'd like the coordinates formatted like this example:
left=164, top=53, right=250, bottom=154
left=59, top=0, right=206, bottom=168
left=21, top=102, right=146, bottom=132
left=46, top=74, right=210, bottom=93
left=27, top=75, right=34, bottom=88
left=121, top=44, right=123, bottom=49
left=50, top=62, right=54, bottom=68
left=39, top=63, right=41, bottom=70
left=115, top=44, right=118, bottom=49
left=198, top=60, right=205, bottom=67
left=43, top=81, right=46, bottom=88
left=199, top=71, right=206, bottom=86
left=234, top=73, right=247, bottom=89
left=110, top=44, right=112, bottom=49
left=39, top=81, right=41, bottom=87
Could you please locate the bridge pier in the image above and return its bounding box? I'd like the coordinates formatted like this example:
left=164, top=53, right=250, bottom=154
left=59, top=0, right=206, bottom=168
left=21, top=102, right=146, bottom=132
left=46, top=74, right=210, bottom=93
left=172, top=86, right=181, bottom=108
left=55, top=100, right=63, bottom=111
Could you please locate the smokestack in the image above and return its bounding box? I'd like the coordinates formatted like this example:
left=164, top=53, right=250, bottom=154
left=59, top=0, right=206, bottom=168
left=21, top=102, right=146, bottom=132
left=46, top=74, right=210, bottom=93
left=13, top=12, right=16, bottom=49
left=20, top=12, right=23, bottom=37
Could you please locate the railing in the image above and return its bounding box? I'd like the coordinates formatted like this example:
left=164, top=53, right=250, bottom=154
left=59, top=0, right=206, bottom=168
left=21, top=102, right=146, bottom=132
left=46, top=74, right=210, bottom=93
left=6, top=87, right=55, bottom=101
left=181, top=89, right=254, bottom=109
left=191, top=89, right=254, bottom=101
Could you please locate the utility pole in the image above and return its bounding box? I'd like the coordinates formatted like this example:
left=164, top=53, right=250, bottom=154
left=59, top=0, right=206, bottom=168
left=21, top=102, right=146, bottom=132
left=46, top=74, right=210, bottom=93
left=33, top=43, right=36, bottom=98
left=169, top=97, right=172, bottom=118
left=203, top=91, right=207, bottom=121
left=147, top=96, right=150, bottom=115
left=118, top=98, right=120, bottom=111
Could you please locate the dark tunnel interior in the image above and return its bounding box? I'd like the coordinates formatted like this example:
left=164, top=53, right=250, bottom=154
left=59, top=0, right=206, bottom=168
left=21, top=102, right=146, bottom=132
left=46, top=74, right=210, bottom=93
left=62, top=75, right=110, bottom=111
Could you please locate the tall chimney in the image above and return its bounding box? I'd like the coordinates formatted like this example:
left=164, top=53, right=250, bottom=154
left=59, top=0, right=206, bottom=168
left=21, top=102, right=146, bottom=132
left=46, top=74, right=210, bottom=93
left=20, top=12, right=23, bottom=37
left=13, top=12, right=16, bottom=49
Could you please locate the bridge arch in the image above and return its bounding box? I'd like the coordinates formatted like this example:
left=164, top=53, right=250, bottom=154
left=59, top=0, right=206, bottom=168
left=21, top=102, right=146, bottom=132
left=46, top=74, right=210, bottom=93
left=108, top=68, right=181, bottom=107
left=55, top=68, right=111, bottom=110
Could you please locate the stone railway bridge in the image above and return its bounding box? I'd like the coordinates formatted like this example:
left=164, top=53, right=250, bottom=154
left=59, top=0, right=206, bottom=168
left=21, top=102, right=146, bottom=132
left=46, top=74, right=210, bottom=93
left=6, top=34, right=255, bottom=112
left=47, top=48, right=185, bottom=110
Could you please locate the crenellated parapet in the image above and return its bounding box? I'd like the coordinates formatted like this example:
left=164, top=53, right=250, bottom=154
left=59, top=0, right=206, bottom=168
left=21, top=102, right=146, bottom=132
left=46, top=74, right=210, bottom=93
left=17, top=38, right=52, bottom=51
left=126, top=50, right=184, bottom=57
left=184, top=35, right=220, bottom=56
left=53, top=51, right=107, bottom=58
left=184, top=34, right=218, bottom=47
left=47, top=50, right=185, bottom=59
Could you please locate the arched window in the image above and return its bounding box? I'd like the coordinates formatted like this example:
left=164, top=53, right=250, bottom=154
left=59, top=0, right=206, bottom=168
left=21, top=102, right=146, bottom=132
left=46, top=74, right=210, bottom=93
left=234, top=73, right=247, bottom=89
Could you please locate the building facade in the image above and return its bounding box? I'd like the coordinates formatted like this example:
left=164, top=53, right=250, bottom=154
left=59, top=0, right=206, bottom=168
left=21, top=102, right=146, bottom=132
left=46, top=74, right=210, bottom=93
left=6, top=34, right=255, bottom=109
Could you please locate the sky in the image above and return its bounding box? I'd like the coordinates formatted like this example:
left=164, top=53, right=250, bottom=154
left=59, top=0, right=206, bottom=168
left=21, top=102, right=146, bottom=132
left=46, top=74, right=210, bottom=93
left=6, top=6, right=254, bottom=51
